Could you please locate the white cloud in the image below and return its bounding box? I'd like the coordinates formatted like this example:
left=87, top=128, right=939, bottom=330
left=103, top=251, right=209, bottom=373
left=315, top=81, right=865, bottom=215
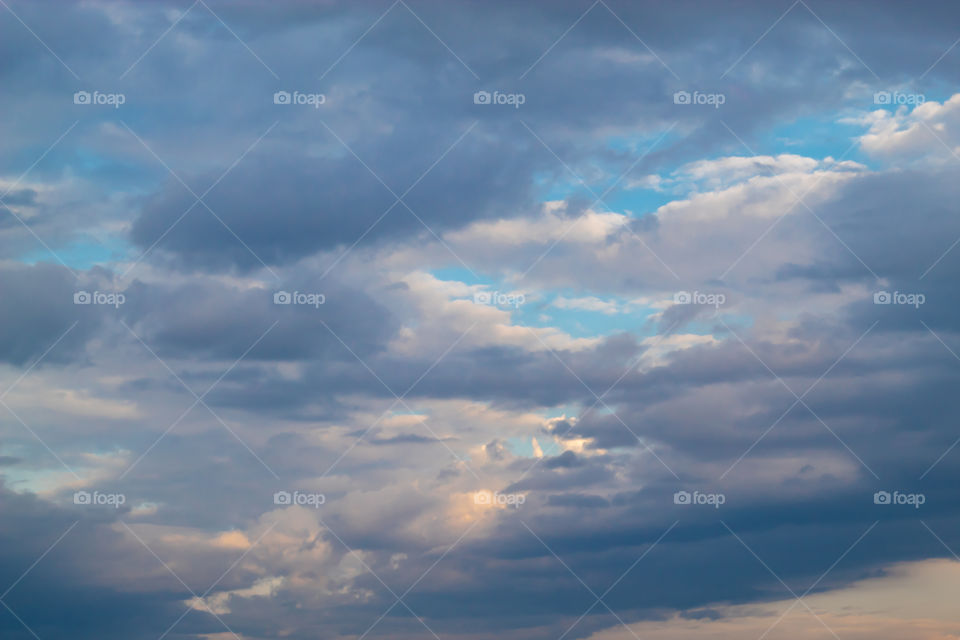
left=857, top=93, right=960, bottom=161
left=446, top=201, right=628, bottom=247
left=552, top=295, right=622, bottom=314
left=386, top=271, right=602, bottom=354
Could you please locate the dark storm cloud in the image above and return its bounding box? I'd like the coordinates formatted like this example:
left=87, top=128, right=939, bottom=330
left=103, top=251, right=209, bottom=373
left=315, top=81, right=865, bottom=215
left=0, top=482, right=221, bottom=640
left=129, top=128, right=541, bottom=269
left=119, top=275, right=397, bottom=361
left=0, top=262, right=103, bottom=366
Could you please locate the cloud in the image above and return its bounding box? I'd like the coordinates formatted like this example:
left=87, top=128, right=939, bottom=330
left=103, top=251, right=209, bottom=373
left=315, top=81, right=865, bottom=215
left=858, top=95, right=960, bottom=162
left=6, top=2, right=960, bottom=639
left=0, top=262, right=103, bottom=366
left=585, top=559, right=960, bottom=640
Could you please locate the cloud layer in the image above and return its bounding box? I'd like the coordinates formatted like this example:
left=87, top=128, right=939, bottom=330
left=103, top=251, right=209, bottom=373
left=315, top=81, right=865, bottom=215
left=3, top=1, right=960, bottom=639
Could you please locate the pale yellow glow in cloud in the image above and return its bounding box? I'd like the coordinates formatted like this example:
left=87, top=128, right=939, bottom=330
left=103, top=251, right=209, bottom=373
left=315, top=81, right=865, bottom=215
left=5, top=379, right=142, bottom=419
left=586, top=559, right=960, bottom=640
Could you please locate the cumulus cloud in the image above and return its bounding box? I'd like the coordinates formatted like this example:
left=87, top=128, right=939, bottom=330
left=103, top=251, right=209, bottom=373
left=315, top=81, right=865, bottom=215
left=5, top=2, right=960, bottom=639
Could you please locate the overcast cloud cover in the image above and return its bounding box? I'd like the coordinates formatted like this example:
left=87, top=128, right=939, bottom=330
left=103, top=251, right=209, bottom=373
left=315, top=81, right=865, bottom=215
left=3, top=1, right=960, bottom=638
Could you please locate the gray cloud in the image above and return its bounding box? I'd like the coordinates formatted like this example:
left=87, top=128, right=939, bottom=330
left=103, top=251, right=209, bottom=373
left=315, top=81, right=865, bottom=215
left=6, top=1, right=960, bottom=639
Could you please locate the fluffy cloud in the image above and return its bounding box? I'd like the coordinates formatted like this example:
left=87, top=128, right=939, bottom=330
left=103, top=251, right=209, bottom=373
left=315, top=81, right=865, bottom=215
left=4, top=2, right=960, bottom=639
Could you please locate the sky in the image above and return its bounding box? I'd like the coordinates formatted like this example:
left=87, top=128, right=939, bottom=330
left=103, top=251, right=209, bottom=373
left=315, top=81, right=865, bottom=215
left=2, top=1, right=960, bottom=639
